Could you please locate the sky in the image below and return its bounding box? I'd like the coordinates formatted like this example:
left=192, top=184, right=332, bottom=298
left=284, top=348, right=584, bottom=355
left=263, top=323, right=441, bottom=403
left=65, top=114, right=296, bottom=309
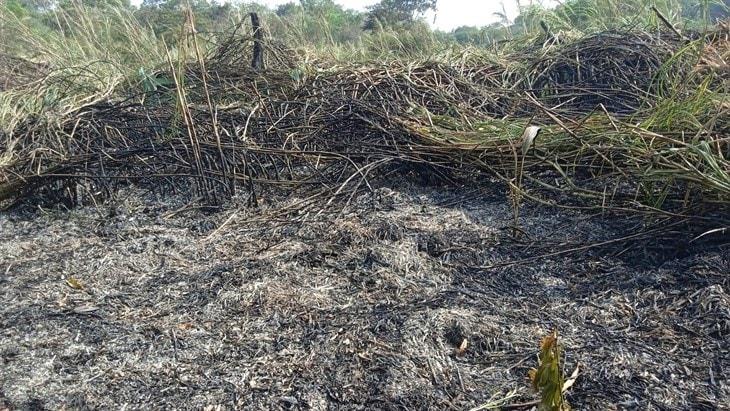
left=129, top=1, right=558, bottom=32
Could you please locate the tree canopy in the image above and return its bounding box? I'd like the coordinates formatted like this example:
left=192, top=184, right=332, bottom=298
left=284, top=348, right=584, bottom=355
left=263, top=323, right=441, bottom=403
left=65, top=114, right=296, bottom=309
left=363, top=0, right=437, bottom=30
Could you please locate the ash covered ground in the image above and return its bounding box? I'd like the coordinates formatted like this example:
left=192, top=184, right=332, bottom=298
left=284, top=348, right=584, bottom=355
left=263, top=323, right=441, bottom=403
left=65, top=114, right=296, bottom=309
left=0, top=181, right=728, bottom=410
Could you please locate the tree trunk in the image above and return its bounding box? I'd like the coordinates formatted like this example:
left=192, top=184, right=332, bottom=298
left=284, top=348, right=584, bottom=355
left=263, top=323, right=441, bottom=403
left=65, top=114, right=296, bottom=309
left=250, top=12, right=264, bottom=71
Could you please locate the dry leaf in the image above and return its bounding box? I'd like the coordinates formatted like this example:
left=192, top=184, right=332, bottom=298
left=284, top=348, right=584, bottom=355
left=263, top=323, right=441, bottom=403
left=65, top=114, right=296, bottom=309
left=520, top=126, right=542, bottom=155
left=72, top=305, right=99, bottom=314
left=455, top=338, right=469, bottom=356
left=562, top=364, right=580, bottom=393
left=177, top=322, right=194, bottom=331
left=65, top=277, right=83, bottom=290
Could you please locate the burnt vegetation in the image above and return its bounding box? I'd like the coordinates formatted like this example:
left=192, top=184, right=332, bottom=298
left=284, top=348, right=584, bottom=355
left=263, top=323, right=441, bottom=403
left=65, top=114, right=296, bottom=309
left=0, top=0, right=729, bottom=409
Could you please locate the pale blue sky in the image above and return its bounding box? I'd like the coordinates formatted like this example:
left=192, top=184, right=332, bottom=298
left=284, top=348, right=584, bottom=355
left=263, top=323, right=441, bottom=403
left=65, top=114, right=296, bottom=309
left=128, top=0, right=557, bottom=31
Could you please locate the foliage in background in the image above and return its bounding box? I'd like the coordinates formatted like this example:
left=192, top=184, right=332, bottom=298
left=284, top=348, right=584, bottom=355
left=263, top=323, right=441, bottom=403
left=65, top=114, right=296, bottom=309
left=363, top=0, right=436, bottom=30
left=5, top=0, right=727, bottom=52
left=0, top=1, right=164, bottom=132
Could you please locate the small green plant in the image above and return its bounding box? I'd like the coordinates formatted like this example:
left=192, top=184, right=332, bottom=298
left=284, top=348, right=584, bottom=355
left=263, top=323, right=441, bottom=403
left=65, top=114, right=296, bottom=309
left=138, top=68, right=173, bottom=93
left=529, top=330, right=570, bottom=411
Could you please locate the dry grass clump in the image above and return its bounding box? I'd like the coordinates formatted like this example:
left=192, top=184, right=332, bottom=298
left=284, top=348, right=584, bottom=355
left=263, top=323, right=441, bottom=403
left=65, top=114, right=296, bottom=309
left=0, top=12, right=728, bottom=238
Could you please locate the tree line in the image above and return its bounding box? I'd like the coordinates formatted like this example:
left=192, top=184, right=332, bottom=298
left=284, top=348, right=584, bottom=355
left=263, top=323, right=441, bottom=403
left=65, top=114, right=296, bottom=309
left=4, top=0, right=728, bottom=49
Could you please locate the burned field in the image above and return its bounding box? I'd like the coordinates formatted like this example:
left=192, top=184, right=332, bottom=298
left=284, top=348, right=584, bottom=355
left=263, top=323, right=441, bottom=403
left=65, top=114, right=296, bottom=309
left=1, top=182, right=728, bottom=409
left=1, top=20, right=729, bottom=410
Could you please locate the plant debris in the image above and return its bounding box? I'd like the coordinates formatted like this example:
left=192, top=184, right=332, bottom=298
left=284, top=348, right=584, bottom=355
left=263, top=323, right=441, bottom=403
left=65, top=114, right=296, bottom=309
left=0, top=183, right=728, bottom=409
left=1, top=27, right=727, bottom=227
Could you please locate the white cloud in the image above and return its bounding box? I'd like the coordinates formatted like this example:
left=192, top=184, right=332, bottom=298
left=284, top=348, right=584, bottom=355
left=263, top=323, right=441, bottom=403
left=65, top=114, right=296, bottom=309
left=130, top=0, right=557, bottom=31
